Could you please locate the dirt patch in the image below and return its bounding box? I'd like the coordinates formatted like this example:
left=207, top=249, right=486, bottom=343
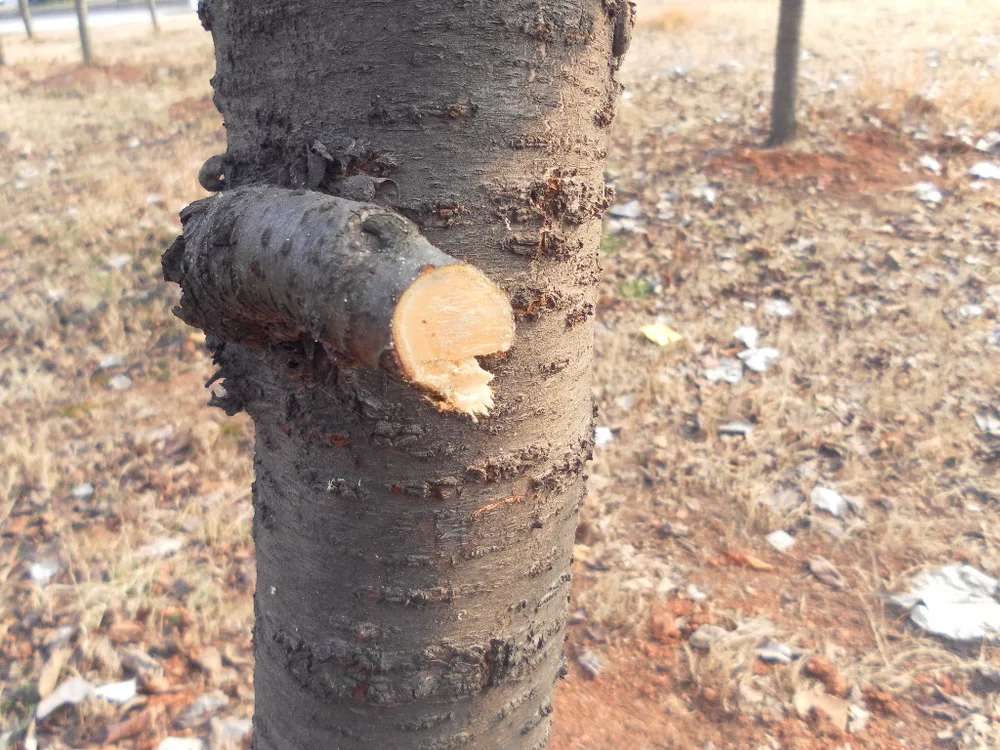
left=35, top=63, right=152, bottom=93
left=168, top=95, right=218, bottom=124
left=708, top=130, right=916, bottom=198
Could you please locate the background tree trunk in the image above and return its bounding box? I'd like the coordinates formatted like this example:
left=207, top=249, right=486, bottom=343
left=146, top=0, right=160, bottom=33
left=180, top=0, right=628, bottom=747
left=75, top=0, right=93, bottom=66
left=18, top=0, right=33, bottom=39
left=767, top=0, right=805, bottom=146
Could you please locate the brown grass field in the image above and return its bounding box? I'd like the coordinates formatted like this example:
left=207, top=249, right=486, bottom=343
left=1, top=1, right=999, bottom=747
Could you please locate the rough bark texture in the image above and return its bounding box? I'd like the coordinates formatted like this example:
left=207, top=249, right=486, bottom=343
left=164, top=187, right=514, bottom=415
left=18, top=0, right=33, bottom=39
left=147, top=0, right=160, bottom=33
left=74, top=0, right=93, bottom=66
left=183, top=0, right=629, bottom=747
left=767, top=0, right=804, bottom=146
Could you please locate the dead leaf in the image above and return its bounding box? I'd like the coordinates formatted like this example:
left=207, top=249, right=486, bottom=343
left=808, top=557, right=844, bottom=589
left=105, top=706, right=155, bottom=743
left=38, top=647, right=72, bottom=699
left=804, top=655, right=849, bottom=697
left=794, top=686, right=850, bottom=732
left=640, top=323, right=683, bottom=347
left=726, top=552, right=776, bottom=571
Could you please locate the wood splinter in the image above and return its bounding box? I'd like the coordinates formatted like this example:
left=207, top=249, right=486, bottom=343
left=163, top=186, right=514, bottom=417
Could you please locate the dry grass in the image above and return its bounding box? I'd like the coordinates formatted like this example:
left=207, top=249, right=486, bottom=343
left=0, top=2, right=999, bottom=749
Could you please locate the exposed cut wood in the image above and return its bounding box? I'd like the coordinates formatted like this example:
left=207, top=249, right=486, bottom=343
left=394, top=265, right=514, bottom=417
left=164, top=187, right=515, bottom=417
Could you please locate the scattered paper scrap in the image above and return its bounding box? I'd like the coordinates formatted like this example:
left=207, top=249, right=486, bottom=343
left=29, top=560, right=60, bottom=585
left=766, top=530, right=796, bottom=553
left=738, top=347, right=780, bottom=373
left=594, top=426, right=614, bottom=447
left=718, top=422, right=753, bottom=437
left=811, top=486, right=848, bottom=518
left=733, top=326, right=759, bottom=349
left=890, top=565, right=1000, bottom=641
left=914, top=182, right=942, bottom=204
left=94, top=678, right=137, bottom=704
left=918, top=154, right=942, bottom=174
left=36, top=677, right=93, bottom=721
left=969, top=162, right=1000, bottom=180
left=135, top=537, right=185, bottom=560
left=765, top=298, right=793, bottom=318
left=577, top=650, right=603, bottom=679
left=704, top=358, right=743, bottom=384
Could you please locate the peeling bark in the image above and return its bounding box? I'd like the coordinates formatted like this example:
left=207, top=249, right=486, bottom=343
left=168, top=0, right=628, bottom=747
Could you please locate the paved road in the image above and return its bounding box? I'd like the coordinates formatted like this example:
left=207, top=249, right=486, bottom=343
left=0, top=1, right=196, bottom=36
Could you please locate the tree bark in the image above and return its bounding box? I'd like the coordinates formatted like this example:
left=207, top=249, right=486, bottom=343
left=767, top=0, right=805, bottom=147
left=168, top=0, right=630, bottom=747
left=75, top=0, right=93, bottom=66
left=146, top=0, right=160, bottom=33
left=18, top=0, right=33, bottom=39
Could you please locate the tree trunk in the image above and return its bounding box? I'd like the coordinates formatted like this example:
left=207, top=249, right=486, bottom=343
left=75, top=0, right=93, bottom=66
left=767, top=0, right=805, bottom=147
left=146, top=0, right=160, bottom=33
left=18, top=0, right=33, bottom=39
left=166, top=1, right=630, bottom=748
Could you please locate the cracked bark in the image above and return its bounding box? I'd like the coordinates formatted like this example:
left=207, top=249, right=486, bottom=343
left=168, top=1, right=628, bottom=747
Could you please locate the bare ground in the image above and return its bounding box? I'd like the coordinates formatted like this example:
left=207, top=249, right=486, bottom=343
left=1, top=2, right=999, bottom=748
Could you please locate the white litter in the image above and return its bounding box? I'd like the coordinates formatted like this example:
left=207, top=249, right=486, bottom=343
left=718, top=422, right=753, bottom=437
left=704, top=358, right=743, bottom=384
left=969, top=162, right=1000, bottom=180
left=765, top=299, right=794, bottom=318
left=918, top=154, right=942, bottom=174
left=594, top=426, right=614, bottom=447
left=29, top=561, right=60, bottom=585
left=810, top=487, right=848, bottom=518
left=733, top=326, right=759, bottom=349
left=766, top=530, right=796, bottom=553
left=94, top=678, right=137, bottom=704
left=739, top=347, right=780, bottom=373
left=975, top=131, right=1000, bottom=153
left=891, top=565, right=1000, bottom=641
left=959, top=304, right=984, bottom=318
left=135, top=537, right=185, bottom=560
left=36, top=677, right=93, bottom=721
left=99, top=354, right=124, bottom=369
left=689, top=185, right=717, bottom=204
left=914, top=182, right=942, bottom=204
left=608, top=200, right=642, bottom=218
left=71, top=483, right=95, bottom=499
left=755, top=642, right=795, bottom=664
left=108, top=374, right=132, bottom=391
left=975, top=413, right=1000, bottom=436
left=107, top=254, right=131, bottom=270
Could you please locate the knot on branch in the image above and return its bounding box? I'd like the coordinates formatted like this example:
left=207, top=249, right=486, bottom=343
left=162, top=187, right=514, bottom=418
